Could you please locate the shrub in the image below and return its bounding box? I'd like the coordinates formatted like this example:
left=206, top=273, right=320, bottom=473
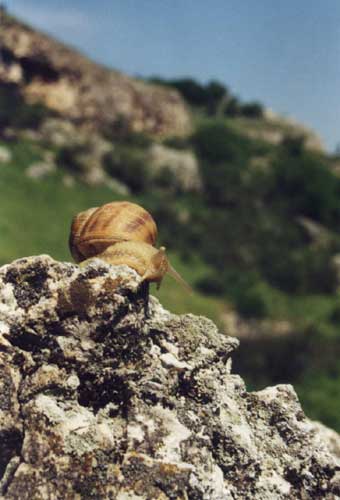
left=234, top=285, right=268, bottom=318
left=272, top=152, right=340, bottom=226
left=224, top=97, right=242, bottom=117
left=163, top=136, right=190, bottom=150
left=196, top=274, right=225, bottom=295
left=152, top=167, right=180, bottom=193
left=233, top=328, right=307, bottom=388
left=0, top=84, right=19, bottom=128
left=329, top=303, right=340, bottom=324
left=57, top=144, right=89, bottom=175
left=12, top=102, right=50, bottom=129
left=149, top=77, right=228, bottom=113
left=0, top=84, right=50, bottom=130
left=164, top=78, right=207, bottom=106
left=103, top=148, right=150, bottom=193
left=240, top=102, right=264, bottom=118
left=281, top=135, right=305, bottom=156
left=259, top=223, right=338, bottom=294
left=123, top=132, right=152, bottom=148
left=204, top=80, right=228, bottom=115
left=192, top=123, right=255, bottom=205
left=193, top=122, right=248, bottom=163
left=297, top=368, right=340, bottom=432
left=102, top=115, right=152, bottom=147
left=199, top=159, right=243, bottom=206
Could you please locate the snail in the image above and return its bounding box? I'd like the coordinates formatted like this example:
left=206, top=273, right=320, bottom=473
left=69, top=201, right=190, bottom=291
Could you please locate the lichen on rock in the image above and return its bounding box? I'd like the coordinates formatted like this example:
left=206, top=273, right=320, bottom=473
left=0, top=255, right=339, bottom=499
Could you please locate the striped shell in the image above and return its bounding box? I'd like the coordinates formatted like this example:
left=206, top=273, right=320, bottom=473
left=69, top=201, right=158, bottom=263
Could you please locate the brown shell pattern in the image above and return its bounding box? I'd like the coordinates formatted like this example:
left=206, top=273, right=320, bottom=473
left=69, top=201, right=158, bottom=262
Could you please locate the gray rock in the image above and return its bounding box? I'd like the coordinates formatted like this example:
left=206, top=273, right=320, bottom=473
left=148, top=143, right=202, bottom=192
left=106, top=177, right=131, bottom=195
left=0, top=145, right=11, bottom=163
left=308, top=420, right=340, bottom=461
left=25, top=161, right=56, bottom=179
left=40, top=118, right=78, bottom=147
left=0, top=255, right=339, bottom=499
left=331, top=254, right=340, bottom=290
left=62, top=174, right=75, bottom=188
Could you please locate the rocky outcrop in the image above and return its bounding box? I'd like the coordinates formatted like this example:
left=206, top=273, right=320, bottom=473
left=148, top=143, right=202, bottom=192
left=0, top=145, right=11, bottom=163
left=262, top=109, right=325, bottom=152
left=309, top=421, right=340, bottom=460
left=0, top=13, right=191, bottom=138
left=0, top=255, right=339, bottom=499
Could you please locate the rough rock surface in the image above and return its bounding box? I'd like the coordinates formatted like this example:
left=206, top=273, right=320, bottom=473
left=0, top=12, right=191, bottom=138
left=0, top=255, right=339, bottom=499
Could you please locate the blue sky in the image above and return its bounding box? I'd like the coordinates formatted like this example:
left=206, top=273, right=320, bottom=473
left=7, top=0, right=340, bottom=152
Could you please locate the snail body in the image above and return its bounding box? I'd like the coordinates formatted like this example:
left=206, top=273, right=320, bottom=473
left=69, top=201, right=157, bottom=262
left=69, top=201, right=190, bottom=291
left=83, top=241, right=169, bottom=287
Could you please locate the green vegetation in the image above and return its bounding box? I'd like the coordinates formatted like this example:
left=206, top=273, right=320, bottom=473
left=151, top=76, right=264, bottom=118
left=150, top=77, right=227, bottom=115
left=103, top=146, right=150, bottom=194
left=1, top=75, right=340, bottom=431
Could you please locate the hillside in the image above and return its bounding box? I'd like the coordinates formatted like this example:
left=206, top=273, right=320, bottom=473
left=0, top=10, right=191, bottom=137
left=0, top=11, right=340, bottom=433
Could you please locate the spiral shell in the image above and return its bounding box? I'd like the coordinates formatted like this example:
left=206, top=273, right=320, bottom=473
left=69, top=201, right=158, bottom=263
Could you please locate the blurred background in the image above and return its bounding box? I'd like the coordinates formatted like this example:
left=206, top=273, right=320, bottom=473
left=1, top=1, right=340, bottom=430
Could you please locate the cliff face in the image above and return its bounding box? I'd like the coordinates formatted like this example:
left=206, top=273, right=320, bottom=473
left=0, top=255, right=339, bottom=499
left=0, top=13, right=191, bottom=137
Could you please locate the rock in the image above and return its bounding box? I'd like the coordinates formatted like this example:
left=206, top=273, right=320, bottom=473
left=0, top=145, right=11, bottom=163
left=39, top=118, right=78, bottom=147
left=0, top=14, right=191, bottom=138
left=148, top=143, right=202, bottom=192
left=331, top=254, right=340, bottom=291
left=61, top=174, right=75, bottom=188
left=25, top=161, right=56, bottom=179
left=309, top=420, right=340, bottom=461
left=106, top=177, right=131, bottom=195
left=69, top=135, right=113, bottom=186
left=221, top=308, right=293, bottom=340
left=296, top=216, right=333, bottom=247
left=41, top=119, right=114, bottom=186
left=263, top=109, right=325, bottom=152
left=0, top=255, right=339, bottom=499
left=40, top=119, right=130, bottom=192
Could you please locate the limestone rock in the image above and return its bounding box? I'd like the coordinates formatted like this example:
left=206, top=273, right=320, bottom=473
left=148, top=143, right=202, bottom=192
left=25, top=161, right=56, bottom=179
left=309, top=420, right=340, bottom=461
left=0, top=255, right=339, bottom=499
left=263, top=109, right=325, bottom=152
left=39, top=118, right=79, bottom=147
left=0, top=145, right=12, bottom=164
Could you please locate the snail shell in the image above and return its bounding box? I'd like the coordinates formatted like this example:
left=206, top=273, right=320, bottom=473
left=69, top=201, right=157, bottom=263
left=69, top=201, right=191, bottom=291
